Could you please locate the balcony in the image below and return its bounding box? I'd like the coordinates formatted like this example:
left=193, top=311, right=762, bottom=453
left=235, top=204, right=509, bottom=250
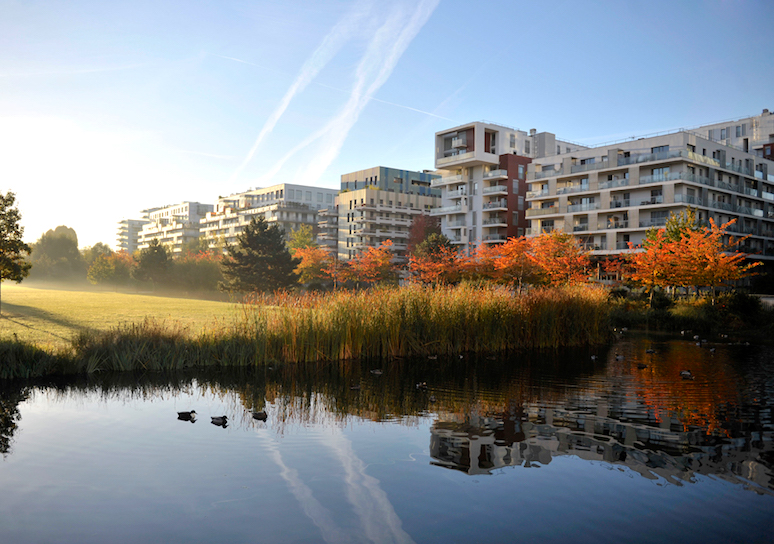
left=431, top=204, right=465, bottom=216
left=639, top=196, right=664, bottom=206
left=483, top=234, right=508, bottom=243
left=483, top=200, right=508, bottom=210
left=710, top=200, right=734, bottom=212
left=743, top=186, right=758, bottom=197
left=451, top=137, right=467, bottom=148
left=599, top=178, right=630, bottom=189
left=446, top=220, right=467, bottom=228
left=447, top=187, right=467, bottom=199
left=526, top=207, right=559, bottom=217
left=526, top=189, right=549, bottom=198
left=716, top=179, right=741, bottom=193
left=483, top=169, right=508, bottom=180
left=483, top=184, right=508, bottom=195
left=638, top=172, right=681, bottom=185
left=610, top=199, right=630, bottom=209
left=599, top=221, right=629, bottom=230
left=570, top=160, right=609, bottom=174
left=526, top=227, right=555, bottom=235
left=530, top=167, right=562, bottom=180
left=437, top=151, right=476, bottom=167
left=431, top=174, right=464, bottom=187
left=639, top=219, right=668, bottom=228
left=573, top=224, right=589, bottom=232
left=483, top=217, right=507, bottom=226
left=617, top=148, right=685, bottom=166
left=616, top=242, right=632, bottom=250
left=557, top=184, right=590, bottom=195
left=674, top=194, right=703, bottom=206
left=567, top=202, right=599, bottom=213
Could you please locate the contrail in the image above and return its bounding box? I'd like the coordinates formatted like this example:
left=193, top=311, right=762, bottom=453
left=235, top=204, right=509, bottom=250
left=292, top=0, right=440, bottom=185
left=228, top=1, right=372, bottom=184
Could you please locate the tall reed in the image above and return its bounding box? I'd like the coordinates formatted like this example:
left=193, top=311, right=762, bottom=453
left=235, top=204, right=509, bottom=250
left=2, top=284, right=611, bottom=377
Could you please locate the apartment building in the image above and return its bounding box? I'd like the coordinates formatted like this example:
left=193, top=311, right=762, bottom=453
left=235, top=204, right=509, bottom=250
left=136, top=202, right=213, bottom=254
left=336, top=167, right=441, bottom=261
left=432, top=122, right=586, bottom=253
left=200, top=183, right=339, bottom=249
left=525, top=109, right=774, bottom=259
left=116, top=218, right=150, bottom=254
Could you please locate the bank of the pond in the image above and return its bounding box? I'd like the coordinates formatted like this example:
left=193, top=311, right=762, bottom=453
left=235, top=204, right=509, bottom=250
left=1, top=284, right=610, bottom=379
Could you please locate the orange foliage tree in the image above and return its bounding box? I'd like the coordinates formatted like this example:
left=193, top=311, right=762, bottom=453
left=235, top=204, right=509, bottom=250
left=626, top=228, right=675, bottom=305
left=527, top=232, right=590, bottom=285
left=347, top=239, right=397, bottom=285
left=408, top=245, right=468, bottom=284
left=294, top=246, right=334, bottom=284
left=492, top=236, right=543, bottom=292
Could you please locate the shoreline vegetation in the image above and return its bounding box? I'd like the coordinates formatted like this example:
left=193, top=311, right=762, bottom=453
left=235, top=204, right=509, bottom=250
left=1, top=284, right=610, bottom=379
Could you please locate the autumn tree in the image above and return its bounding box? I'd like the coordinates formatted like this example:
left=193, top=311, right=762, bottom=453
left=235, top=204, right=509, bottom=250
left=81, top=242, right=113, bottom=268
left=220, top=217, right=299, bottom=292
left=626, top=228, right=675, bottom=306
left=288, top=224, right=317, bottom=252
left=171, top=250, right=223, bottom=291
left=528, top=232, right=590, bottom=285
left=347, top=240, right=396, bottom=285
left=493, top=237, right=542, bottom=292
left=294, top=246, right=334, bottom=285
left=407, top=214, right=441, bottom=255
left=408, top=245, right=467, bottom=285
left=0, top=191, right=32, bottom=314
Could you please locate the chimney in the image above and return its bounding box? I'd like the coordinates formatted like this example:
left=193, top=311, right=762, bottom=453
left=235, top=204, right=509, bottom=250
left=529, top=128, right=537, bottom=136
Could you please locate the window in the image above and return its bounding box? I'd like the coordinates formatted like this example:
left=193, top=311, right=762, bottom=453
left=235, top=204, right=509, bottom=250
left=517, top=228, right=524, bottom=237
left=513, top=179, right=520, bottom=192
left=518, top=196, right=524, bottom=210
left=306, top=191, right=312, bottom=201
left=720, top=128, right=727, bottom=139
left=510, top=134, right=516, bottom=148
left=687, top=144, right=695, bottom=152
left=518, top=165, right=524, bottom=178
left=327, top=193, right=333, bottom=203
left=651, top=145, right=669, bottom=154
left=317, top=193, right=323, bottom=202
left=557, top=145, right=561, bottom=154
left=524, top=140, right=530, bottom=154
left=736, top=125, right=742, bottom=137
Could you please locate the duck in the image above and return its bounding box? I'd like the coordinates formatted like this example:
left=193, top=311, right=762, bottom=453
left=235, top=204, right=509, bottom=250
left=350, top=383, right=361, bottom=391
left=645, top=349, right=655, bottom=354
left=251, top=410, right=268, bottom=421
left=680, top=370, right=694, bottom=380
left=370, top=369, right=383, bottom=376
left=211, top=415, right=228, bottom=426
left=177, top=410, right=196, bottom=421
left=427, top=355, right=438, bottom=360
left=615, top=354, right=625, bottom=361
left=416, top=382, right=428, bottom=390
left=590, top=355, right=599, bottom=361
left=429, top=395, right=437, bottom=403
left=637, top=363, right=648, bottom=370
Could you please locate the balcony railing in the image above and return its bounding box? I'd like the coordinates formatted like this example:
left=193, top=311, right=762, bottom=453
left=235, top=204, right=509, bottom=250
left=430, top=204, right=464, bottom=215
left=483, top=217, right=506, bottom=225
left=610, top=199, right=630, bottom=209
left=557, top=184, right=590, bottom=195
left=599, top=178, right=630, bottom=189
left=483, top=169, right=508, bottom=180
left=451, top=137, right=467, bottom=148
left=526, top=207, right=559, bottom=217
left=483, top=234, right=508, bottom=242
left=674, top=194, right=703, bottom=206
left=570, top=160, right=609, bottom=174
left=567, top=202, right=599, bottom=213
left=483, top=184, right=508, bottom=194
left=483, top=200, right=507, bottom=210
left=743, top=186, right=758, bottom=197
left=638, top=172, right=682, bottom=185
left=639, top=196, right=664, bottom=206
left=447, top=187, right=467, bottom=198
left=437, top=152, right=475, bottom=166
left=573, top=224, right=589, bottom=232
left=639, top=219, right=668, bottom=228
left=599, top=221, right=629, bottom=230
left=431, top=174, right=463, bottom=186
left=617, top=148, right=685, bottom=166
left=526, top=189, right=549, bottom=198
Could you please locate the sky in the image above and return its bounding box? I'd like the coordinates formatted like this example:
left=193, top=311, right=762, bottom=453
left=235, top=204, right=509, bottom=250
left=1, top=0, right=773, bottom=249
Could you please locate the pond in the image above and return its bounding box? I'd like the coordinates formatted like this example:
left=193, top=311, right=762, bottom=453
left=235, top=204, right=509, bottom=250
left=0, top=333, right=772, bottom=543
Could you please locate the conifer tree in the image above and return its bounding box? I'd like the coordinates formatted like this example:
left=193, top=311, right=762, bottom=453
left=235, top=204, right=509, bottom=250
left=219, top=217, right=299, bottom=292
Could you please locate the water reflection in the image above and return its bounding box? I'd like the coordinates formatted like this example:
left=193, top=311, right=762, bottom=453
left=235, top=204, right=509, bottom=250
left=1, top=334, right=772, bottom=500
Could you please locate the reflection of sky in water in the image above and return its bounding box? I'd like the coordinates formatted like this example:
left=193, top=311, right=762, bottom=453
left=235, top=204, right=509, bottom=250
left=0, top=337, right=772, bottom=543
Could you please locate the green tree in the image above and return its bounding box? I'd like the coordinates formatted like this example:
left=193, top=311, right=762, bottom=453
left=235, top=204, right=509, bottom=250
left=81, top=242, right=113, bottom=268
left=0, top=191, right=32, bottom=314
left=219, top=217, right=299, bottom=292
left=288, top=224, right=317, bottom=253
left=29, top=225, right=86, bottom=281
left=413, top=232, right=453, bottom=259
left=132, top=239, right=169, bottom=289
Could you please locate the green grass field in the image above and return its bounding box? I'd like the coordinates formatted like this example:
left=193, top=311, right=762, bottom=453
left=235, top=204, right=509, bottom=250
left=0, top=283, right=243, bottom=351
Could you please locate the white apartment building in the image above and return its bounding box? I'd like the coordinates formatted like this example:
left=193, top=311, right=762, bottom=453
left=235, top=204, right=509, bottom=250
left=136, top=202, right=214, bottom=253
left=525, top=109, right=774, bottom=259
left=336, top=167, right=441, bottom=261
left=432, top=122, right=585, bottom=253
left=116, top=218, right=150, bottom=254
left=200, top=183, right=339, bottom=249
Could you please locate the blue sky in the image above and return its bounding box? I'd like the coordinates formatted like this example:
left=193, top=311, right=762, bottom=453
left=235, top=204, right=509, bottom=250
left=2, top=0, right=773, bottom=248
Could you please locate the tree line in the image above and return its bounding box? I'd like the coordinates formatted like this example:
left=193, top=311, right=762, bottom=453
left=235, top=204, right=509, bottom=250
left=0, top=189, right=761, bottom=301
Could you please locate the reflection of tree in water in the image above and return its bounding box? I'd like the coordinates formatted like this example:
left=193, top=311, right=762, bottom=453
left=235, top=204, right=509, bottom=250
left=0, top=383, right=29, bottom=457
left=4, top=337, right=771, bottom=491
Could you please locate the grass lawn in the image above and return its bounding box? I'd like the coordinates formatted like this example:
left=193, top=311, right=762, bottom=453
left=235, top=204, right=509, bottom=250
left=0, top=283, right=244, bottom=351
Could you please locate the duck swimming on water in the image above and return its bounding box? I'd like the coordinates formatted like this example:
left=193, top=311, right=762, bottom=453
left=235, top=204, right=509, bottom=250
left=177, top=410, right=196, bottom=421
left=211, top=416, right=228, bottom=426
left=251, top=410, right=268, bottom=421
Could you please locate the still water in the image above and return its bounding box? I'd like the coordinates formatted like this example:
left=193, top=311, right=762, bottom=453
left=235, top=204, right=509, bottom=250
left=0, top=334, right=772, bottom=544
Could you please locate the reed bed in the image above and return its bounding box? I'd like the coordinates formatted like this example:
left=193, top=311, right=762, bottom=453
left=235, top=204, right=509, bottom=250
left=2, top=284, right=611, bottom=377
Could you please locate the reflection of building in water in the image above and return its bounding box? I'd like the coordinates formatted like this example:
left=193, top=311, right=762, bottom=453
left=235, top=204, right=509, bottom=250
left=429, top=402, right=773, bottom=493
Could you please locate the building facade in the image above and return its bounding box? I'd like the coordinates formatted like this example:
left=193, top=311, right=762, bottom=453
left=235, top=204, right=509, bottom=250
left=200, top=184, right=339, bottom=249
left=136, top=202, right=214, bottom=254
left=525, top=110, right=774, bottom=259
left=116, top=218, right=150, bottom=254
left=335, top=167, right=441, bottom=261
left=432, top=122, right=585, bottom=252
